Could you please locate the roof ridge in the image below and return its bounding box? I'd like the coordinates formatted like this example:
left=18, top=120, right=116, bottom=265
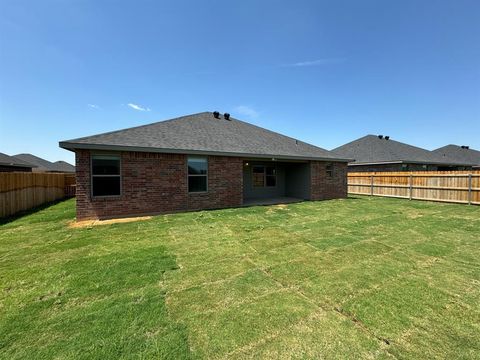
left=66, top=111, right=211, bottom=143
left=333, top=134, right=475, bottom=165
left=14, top=153, right=55, bottom=162
left=229, top=116, right=329, bottom=152
left=60, top=112, right=351, bottom=161
left=0, top=152, right=37, bottom=167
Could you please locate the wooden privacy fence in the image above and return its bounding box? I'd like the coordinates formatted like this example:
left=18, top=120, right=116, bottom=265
left=348, top=171, right=480, bottom=205
left=0, top=172, right=76, bottom=218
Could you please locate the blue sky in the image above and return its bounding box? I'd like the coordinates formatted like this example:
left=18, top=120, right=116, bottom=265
left=1, top=0, right=479, bottom=164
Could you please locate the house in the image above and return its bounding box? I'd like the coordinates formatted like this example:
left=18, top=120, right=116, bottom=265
left=13, top=153, right=75, bottom=173
left=52, top=161, right=76, bottom=173
left=0, top=152, right=35, bottom=172
left=332, top=135, right=472, bottom=172
left=59, top=111, right=350, bottom=220
left=432, top=145, right=480, bottom=169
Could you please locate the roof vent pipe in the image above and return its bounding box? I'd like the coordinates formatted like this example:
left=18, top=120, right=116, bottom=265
left=213, top=111, right=220, bottom=119
left=385, top=136, right=390, bottom=140
left=224, top=113, right=231, bottom=120
left=378, top=135, right=383, bottom=139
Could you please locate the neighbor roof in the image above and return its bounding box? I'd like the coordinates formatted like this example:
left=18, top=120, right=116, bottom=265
left=52, top=161, right=75, bottom=173
left=14, top=153, right=57, bottom=172
left=332, top=135, right=471, bottom=166
left=432, top=145, right=480, bottom=167
left=60, top=112, right=350, bottom=162
left=13, top=154, right=75, bottom=172
left=0, top=152, right=36, bottom=169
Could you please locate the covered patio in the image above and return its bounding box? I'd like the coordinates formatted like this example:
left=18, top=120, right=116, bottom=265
left=242, top=159, right=312, bottom=205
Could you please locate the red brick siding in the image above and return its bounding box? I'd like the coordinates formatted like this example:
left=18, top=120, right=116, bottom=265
left=187, top=156, right=243, bottom=211
left=75, top=150, right=243, bottom=220
left=310, top=161, right=347, bottom=200
left=75, top=150, right=347, bottom=220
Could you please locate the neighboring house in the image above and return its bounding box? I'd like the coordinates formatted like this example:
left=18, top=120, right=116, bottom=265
left=60, top=111, right=351, bottom=220
left=432, top=145, right=480, bottom=169
left=332, top=135, right=472, bottom=172
left=0, top=152, right=36, bottom=172
left=52, top=161, right=76, bottom=173
left=13, top=153, right=75, bottom=173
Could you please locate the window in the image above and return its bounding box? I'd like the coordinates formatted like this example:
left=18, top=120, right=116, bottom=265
left=266, top=166, right=276, bottom=186
left=326, top=163, right=333, bottom=177
left=252, top=165, right=276, bottom=187
left=91, top=155, right=121, bottom=196
left=188, top=156, right=207, bottom=192
left=252, top=166, right=265, bottom=187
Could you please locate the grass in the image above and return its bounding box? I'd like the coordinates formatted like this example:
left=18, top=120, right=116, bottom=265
left=0, top=196, right=479, bottom=359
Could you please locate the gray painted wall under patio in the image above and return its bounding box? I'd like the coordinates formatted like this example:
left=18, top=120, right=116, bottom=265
left=243, top=161, right=311, bottom=200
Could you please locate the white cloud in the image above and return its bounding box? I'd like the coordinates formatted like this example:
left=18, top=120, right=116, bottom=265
left=88, top=104, right=100, bottom=109
left=282, top=57, right=346, bottom=67
left=127, top=103, right=151, bottom=112
left=233, top=105, right=259, bottom=118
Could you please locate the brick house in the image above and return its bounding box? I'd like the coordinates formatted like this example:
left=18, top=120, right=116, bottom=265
left=332, top=135, right=473, bottom=172
left=0, top=152, right=35, bottom=172
left=432, top=145, right=480, bottom=169
left=60, top=112, right=350, bottom=221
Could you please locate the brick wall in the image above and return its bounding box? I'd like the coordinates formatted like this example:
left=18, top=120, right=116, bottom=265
left=187, top=156, right=243, bottom=211
left=75, top=150, right=243, bottom=220
left=310, top=161, right=348, bottom=200
left=75, top=150, right=347, bottom=220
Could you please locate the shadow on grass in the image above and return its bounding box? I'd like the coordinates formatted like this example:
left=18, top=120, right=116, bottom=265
left=0, top=197, right=74, bottom=226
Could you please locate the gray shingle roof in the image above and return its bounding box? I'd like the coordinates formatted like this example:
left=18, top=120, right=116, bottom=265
left=14, top=153, right=56, bottom=172
left=432, top=145, right=480, bottom=167
left=332, top=135, right=471, bottom=166
left=52, top=161, right=75, bottom=173
left=0, top=152, right=35, bottom=168
left=60, top=112, right=349, bottom=161
left=13, top=154, right=75, bottom=172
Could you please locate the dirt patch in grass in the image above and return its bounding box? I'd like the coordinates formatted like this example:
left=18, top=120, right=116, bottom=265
left=68, top=216, right=152, bottom=228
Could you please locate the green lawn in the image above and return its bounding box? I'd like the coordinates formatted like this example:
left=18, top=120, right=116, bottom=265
left=0, top=197, right=479, bottom=359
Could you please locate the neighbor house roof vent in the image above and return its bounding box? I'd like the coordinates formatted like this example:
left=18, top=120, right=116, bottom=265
left=378, top=135, right=383, bottom=139
left=213, top=111, right=220, bottom=119
left=385, top=136, right=390, bottom=140
left=224, top=113, right=231, bottom=120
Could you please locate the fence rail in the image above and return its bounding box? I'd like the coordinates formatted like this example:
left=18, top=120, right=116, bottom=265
left=0, top=172, right=76, bottom=218
left=348, top=170, right=480, bottom=205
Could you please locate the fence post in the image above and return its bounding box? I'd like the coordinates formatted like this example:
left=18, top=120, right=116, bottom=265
left=370, top=175, right=374, bottom=196
left=409, top=174, right=413, bottom=200
left=468, top=174, right=472, bottom=205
